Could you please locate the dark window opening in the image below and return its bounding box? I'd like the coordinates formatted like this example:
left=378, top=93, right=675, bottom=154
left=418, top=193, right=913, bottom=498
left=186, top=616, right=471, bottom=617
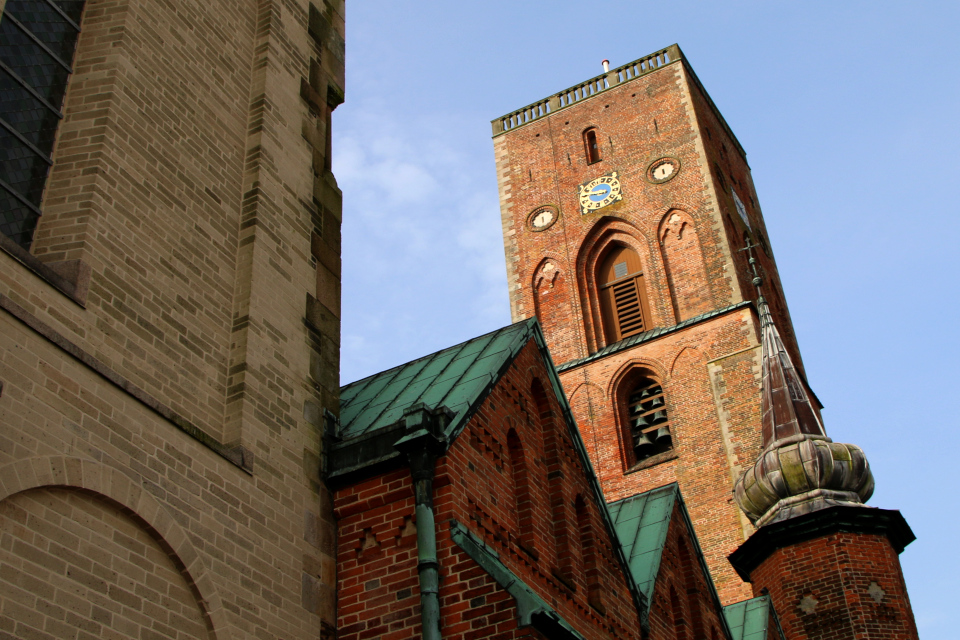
left=627, top=376, right=673, bottom=463
left=507, top=428, right=537, bottom=556
left=583, top=127, right=601, bottom=164
left=0, top=0, right=86, bottom=249
left=713, top=162, right=727, bottom=194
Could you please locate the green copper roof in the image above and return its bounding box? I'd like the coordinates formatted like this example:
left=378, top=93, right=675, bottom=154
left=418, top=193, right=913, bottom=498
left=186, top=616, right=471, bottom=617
left=723, top=596, right=785, bottom=640
left=557, top=302, right=750, bottom=373
left=606, top=483, right=733, bottom=638
left=339, top=319, right=538, bottom=441
left=334, top=319, right=649, bottom=628
left=606, top=484, right=679, bottom=601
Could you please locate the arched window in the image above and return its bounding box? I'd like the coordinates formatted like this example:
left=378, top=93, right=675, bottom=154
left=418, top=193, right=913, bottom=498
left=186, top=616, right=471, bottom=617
left=626, top=374, right=673, bottom=464
left=0, top=0, right=86, bottom=249
left=575, top=494, right=604, bottom=612
left=532, top=378, right=572, bottom=579
left=670, top=585, right=687, bottom=640
left=507, top=428, right=537, bottom=556
left=598, top=245, right=651, bottom=343
left=583, top=127, right=601, bottom=164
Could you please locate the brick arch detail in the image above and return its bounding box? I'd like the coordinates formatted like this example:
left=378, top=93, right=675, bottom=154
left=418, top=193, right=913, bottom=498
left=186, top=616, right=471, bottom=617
left=669, top=345, right=702, bottom=375
left=575, top=217, right=670, bottom=353
left=566, top=381, right=607, bottom=465
left=531, top=254, right=576, bottom=360
left=605, top=356, right=670, bottom=399
left=0, top=455, right=229, bottom=639
left=658, top=209, right=713, bottom=321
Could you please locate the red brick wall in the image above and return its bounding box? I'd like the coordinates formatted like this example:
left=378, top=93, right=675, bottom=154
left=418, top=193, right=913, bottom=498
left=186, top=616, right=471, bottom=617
left=561, top=308, right=762, bottom=604
left=335, top=468, right=422, bottom=639
left=682, top=67, right=803, bottom=372
left=646, top=504, right=729, bottom=640
left=493, top=61, right=750, bottom=359
left=749, top=531, right=919, bottom=640
left=492, top=57, right=814, bottom=605
left=335, top=340, right=644, bottom=639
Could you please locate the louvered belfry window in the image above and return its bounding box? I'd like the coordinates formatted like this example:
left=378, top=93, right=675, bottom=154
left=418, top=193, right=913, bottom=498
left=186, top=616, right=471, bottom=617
left=0, top=0, right=85, bottom=249
left=627, top=377, right=673, bottom=463
left=598, top=245, right=650, bottom=343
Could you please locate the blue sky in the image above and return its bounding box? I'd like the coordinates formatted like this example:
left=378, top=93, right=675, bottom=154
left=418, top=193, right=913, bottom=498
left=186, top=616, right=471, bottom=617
left=334, top=2, right=958, bottom=635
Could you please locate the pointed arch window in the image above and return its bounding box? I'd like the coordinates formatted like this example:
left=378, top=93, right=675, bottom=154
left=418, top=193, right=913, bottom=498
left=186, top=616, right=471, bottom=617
left=598, top=245, right=651, bottom=343
left=507, top=428, right=538, bottom=556
left=575, top=494, right=604, bottom=612
left=627, top=375, right=673, bottom=464
left=583, top=127, right=601, bottom=164
left=0, top=0, right=86, bottom=249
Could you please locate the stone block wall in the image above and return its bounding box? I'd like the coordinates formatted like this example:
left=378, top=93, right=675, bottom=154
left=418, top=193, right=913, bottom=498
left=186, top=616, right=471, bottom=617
left=0, top=0, right=345, bottom=637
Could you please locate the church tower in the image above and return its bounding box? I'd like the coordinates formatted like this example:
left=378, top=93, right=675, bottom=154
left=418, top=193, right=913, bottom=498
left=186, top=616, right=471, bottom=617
left=491, top=45, right=810, bottom=603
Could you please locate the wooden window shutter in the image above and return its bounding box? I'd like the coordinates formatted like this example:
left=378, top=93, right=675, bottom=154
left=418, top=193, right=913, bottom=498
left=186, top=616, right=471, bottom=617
left=599, top=246, right=650, bottom=342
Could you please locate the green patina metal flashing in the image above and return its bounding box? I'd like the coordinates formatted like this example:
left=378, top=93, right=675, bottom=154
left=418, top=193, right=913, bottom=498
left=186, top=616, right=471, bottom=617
left=607, top=484, right=733, bottom=639
left=450, top=520, right=585, bottom=640
left=723, top=596, right=786, bottom=640
left=556, top=302, right=752, bottom=373
left=332, top=318, right=650, bottom=630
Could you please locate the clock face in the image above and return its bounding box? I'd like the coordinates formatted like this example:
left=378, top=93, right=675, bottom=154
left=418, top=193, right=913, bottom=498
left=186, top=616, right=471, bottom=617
left=528, top=206, right=557, bottom=231
left=732, top=189, right=751, bottom=228
left=578, top=172, right=623, bottom=214
left=647, top=157, right=681, bottom=184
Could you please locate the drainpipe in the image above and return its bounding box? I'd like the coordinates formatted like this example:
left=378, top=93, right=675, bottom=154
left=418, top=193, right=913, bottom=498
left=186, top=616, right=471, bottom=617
left=394, top=404, right=451, bottom=640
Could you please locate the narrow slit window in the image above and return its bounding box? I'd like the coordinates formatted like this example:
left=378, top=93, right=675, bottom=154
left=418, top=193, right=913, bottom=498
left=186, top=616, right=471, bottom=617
left=583, top=127, right=601, bottom=164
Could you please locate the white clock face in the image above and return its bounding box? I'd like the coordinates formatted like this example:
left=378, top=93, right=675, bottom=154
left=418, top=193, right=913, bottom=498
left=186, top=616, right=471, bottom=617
left=578, top=172, right=622, bottom=214
left=533, top=210, right=554, bottom=228
left=653, top=162, right=675, bottom=180
left=732, top=189, right=751, bottom=228
left=647, top=157, right=681, bottom=184
left=528, top=206, right=558, bottom=231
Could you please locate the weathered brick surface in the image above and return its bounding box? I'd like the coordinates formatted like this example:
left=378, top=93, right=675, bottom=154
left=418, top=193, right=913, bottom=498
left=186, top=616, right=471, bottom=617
left=335, top=341, right=644, bottom=639
left=646, top=503, right=729, bottom=640
left=749, top=532, right=919, bottom=640
left=560, top=309, right=760, bottom=604
left=493, top=55, right=809, bottom=605
left=0, top=0, right=345, bottom=637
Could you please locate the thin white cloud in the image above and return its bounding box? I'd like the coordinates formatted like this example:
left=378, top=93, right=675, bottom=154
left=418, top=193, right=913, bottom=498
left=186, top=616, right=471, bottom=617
left=335, top=102, right=510, bottom=384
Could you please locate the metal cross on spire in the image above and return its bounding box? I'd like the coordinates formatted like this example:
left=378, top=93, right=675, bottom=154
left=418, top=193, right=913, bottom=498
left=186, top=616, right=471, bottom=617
left=739, top=239, right=774, bottom=328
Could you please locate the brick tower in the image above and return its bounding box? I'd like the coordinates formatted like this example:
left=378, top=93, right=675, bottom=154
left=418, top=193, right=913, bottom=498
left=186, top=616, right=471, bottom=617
left=491, top=45, right=810, bottom=603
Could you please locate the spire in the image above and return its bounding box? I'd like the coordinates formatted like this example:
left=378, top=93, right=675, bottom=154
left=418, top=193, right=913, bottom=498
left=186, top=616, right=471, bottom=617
left=733, top=243, right=874, bottom=527
left=747, top=250, right=825, bottom=448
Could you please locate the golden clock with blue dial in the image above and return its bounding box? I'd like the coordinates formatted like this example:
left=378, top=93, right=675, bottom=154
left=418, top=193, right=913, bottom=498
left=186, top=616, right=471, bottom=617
left=578, top=172, right=622, bottom=214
